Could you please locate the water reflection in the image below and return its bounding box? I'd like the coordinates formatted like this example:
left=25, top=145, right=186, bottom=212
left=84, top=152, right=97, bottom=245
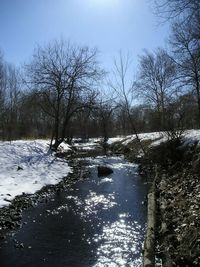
left=66, top=191, right=117, bottom=219
left=65, top=157, right=145, bottom=266
left=92, top=213, right=143, bottom=267
left=85, top=192, right=117, bottom=212
left=47, top=204, right=69, bottom=215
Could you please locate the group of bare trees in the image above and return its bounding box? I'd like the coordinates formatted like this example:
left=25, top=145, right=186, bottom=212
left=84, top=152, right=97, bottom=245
left=0, top=0, right=199, bottom=149
left=0, top=52, right=22, bottom=140
left=26, top=40, right=103, bottom=150
left=136, top=49, right=177, bottom=130
left=152, top=0, right=200, bottom=128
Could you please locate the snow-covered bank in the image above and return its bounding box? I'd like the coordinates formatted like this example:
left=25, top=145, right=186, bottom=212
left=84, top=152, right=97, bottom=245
left=0, top=140, right=71, bottom=207
left=107, top=132, right=165, bottom=147
left=108, top=129, right=200, bottom=147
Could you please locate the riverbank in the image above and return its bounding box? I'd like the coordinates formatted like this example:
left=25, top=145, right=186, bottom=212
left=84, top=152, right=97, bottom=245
left=149, top=140, right=200, bottom=267
left=0, top=138, right=106, bottom=242
left=0, top=158, right=89, bottom=239
left=110, top=133, right=200, bottom=267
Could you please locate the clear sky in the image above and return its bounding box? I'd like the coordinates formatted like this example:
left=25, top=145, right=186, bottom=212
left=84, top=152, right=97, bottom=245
left=0, top=0, right=169, bottom=73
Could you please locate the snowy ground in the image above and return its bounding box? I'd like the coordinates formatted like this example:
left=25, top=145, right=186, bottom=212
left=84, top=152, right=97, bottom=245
left=107, top=132, right=165, bottom=146
left=107, top=130, right=200, bottom=147
left=0, top=140, right=71, bottom=207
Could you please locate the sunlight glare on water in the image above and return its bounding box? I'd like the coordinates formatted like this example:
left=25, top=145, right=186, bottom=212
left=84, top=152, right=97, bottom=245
left=85, top=191, right=117, bottom=212
left=66, top=191, right=117, bottom=221
left=65, top=157, right=145, bottom=266
left=91, top=213, right=143, bottom=267
left=64, top=157, right=145, bottom=266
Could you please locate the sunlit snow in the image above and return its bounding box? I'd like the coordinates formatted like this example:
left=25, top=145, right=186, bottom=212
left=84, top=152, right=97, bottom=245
left=0, top=140, right=71, bottom=207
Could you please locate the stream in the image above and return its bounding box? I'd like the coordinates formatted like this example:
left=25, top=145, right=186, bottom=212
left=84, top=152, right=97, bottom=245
left=0, top=156, right=148, bottom=267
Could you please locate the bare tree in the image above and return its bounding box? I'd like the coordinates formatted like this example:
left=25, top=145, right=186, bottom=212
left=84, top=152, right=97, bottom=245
left=109, top=52, right=146, bottom=154
left=153, top=0, right=200, bottom=47
left=0, top=56, right=6, bottom=138
left=26, top=39, right=102, bottom=150
left=98, top=98, right=117, bottom=143
left=0, top=53, right=22, bottom=140
left=153, top=0, right=200, bottom=22
left=0, top=53, right=6, bottom=109
left=169, top=21, right=200, bottom=126
left=136, top=48, right=177, bottom=130
left=5, top=64, right=21, bottom=140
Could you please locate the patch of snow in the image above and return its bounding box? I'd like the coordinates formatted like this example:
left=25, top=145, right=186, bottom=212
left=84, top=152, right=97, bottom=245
left=139, top=132, right=164, bottom=141
left=74, top=141, right=101, bottom=151
left=184, top=129, right=200, bottom=145
left=107, top=137, right=124, bottom=145
left=107, top=132, right=165, bottom=147
left=108, top=129, right=200, bottom=149
left=59, top=142, right=72, bottom=151
left=0, top=140, right=71, bottom=207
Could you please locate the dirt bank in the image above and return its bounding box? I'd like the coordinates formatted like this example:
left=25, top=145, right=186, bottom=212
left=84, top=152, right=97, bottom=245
left=150, top=141, right=200, bottom=267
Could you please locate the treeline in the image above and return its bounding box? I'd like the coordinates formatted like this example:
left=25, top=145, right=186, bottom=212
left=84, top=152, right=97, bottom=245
left=0, top=0, right=199, bottom=149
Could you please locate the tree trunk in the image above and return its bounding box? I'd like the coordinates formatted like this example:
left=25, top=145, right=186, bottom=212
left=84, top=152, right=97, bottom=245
left=51, top=139, right=63, bottom=151
left=195, top=77, right=200, bottom=128
left=127, top=109, right=146, bottom=155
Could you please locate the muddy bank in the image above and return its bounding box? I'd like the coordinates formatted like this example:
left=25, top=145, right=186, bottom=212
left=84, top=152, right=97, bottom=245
left=111, top=137, right=200, bottom=267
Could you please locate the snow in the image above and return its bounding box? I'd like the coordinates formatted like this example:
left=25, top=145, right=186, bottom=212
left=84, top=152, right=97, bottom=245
left=184, top=130, right=200, bottom=145
left=107, top=130, right=200, bottom=147
left=74, top=142, right=98, bottom=150
left=73, top=139, right=102, bottom=151
left=107, top=137, right=124, bottom=145
left=59, top=142, right=72, bottom=151
left=107, top=132, right=165, bottom=146
left=0, top=140, right=71, bottom=207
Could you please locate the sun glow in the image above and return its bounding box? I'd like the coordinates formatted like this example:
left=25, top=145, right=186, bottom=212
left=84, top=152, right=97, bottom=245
left=87, top=0, right=120, bottom=9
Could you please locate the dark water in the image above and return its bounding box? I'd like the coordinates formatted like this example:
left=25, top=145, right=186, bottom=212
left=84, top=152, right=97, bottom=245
left=0, top=156, right=148, bottom=267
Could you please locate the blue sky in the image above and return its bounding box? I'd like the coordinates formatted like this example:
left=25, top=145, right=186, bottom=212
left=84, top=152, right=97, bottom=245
left=0, top=0, right=169, bottom=73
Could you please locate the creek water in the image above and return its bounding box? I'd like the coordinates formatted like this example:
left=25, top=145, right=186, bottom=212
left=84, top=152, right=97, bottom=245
left=0, top=156, right=148, bottom=267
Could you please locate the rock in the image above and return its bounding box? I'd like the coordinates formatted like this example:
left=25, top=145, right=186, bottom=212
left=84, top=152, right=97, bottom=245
left=19, top=243, right=24, bottom=248
left=14, top=242, right=24, bottom=249
left=97, top=166, right=113, bottom=176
